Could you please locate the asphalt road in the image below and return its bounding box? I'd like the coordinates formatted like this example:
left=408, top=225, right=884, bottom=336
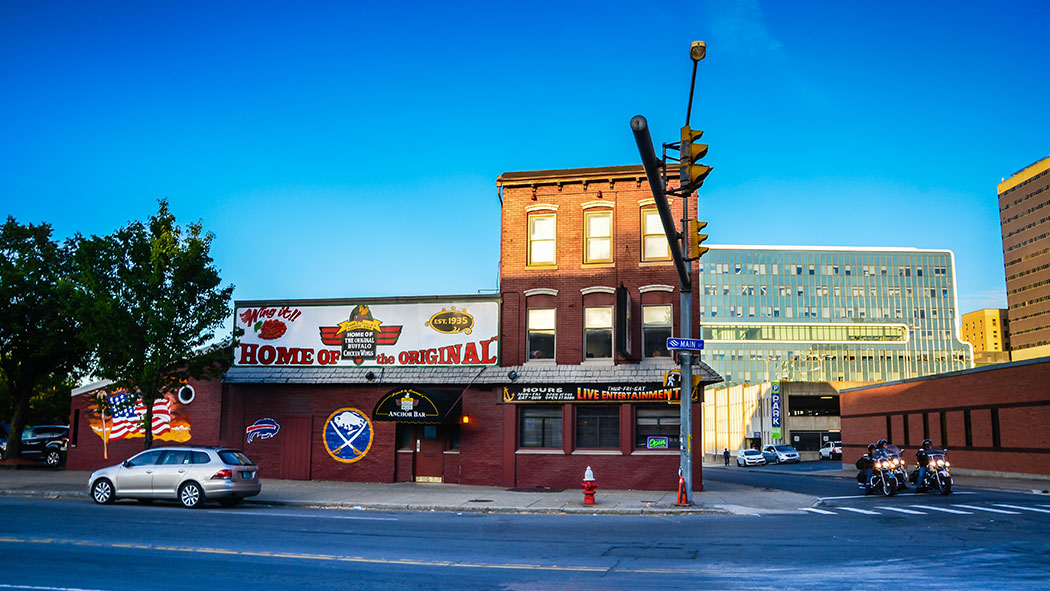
left=3, top=478, right=1050, bottom=591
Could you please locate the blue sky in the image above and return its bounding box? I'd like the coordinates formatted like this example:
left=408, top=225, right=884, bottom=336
left=2, top=1, right=1049, bottom=315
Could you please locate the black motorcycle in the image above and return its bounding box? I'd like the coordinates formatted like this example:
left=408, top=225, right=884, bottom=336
left=910, top=447, right=953, bottom=495
left=884, top=445, right=909, bottom=490
left=857, top=452, right=898, bottom=496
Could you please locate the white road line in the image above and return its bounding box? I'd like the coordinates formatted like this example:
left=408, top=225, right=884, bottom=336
left=799, top=508, right=837, bottom=515
left=838, top=507, right=881, bottom=515
left=1038, top=504, right=1050, bottom=509
left=818, top=495, right=871, bottom=500
left=951, top=504, right=1020, bottom=515
left=0, top=585, right=110, bottom=591
left=909, top=505, right=972, bottom=514
left=991, top=504, right=1050, bottom=514
left=874, top=506, right=925, bottom=515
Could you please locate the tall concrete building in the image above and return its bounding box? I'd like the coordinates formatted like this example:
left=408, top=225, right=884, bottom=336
left=999, top=155, right=1050, bottom=361
left=961, top=308, right=1010, bottom=365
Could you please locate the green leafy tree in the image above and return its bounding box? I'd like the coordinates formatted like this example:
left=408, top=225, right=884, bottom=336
left=0, top=218, right=87, bottom=459
left=72, top=199, right=234, bottom=449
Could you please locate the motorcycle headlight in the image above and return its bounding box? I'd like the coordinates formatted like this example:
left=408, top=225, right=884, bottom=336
left=945, top=461, right=950, bottom=467
left=881, top=461, right=891, bottom=469
left=936, top=459, right=945, bottom=466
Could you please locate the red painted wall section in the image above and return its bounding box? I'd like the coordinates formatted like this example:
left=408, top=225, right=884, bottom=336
left=841, top=358, right=1050, bottom=476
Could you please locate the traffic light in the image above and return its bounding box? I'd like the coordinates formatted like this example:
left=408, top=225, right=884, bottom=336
left=689, top=220, right=709, bottom=259
left=680, top=126, right=711, bottom=190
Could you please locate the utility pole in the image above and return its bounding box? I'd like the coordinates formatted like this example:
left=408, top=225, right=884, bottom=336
left=630, top=41, right=712, bottom=504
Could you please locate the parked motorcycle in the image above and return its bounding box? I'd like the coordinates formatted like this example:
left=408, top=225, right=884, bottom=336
left=910, top=447, right=953, bottom=495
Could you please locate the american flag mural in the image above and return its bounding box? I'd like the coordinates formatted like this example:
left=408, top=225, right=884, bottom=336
left=105, top=392, right=172, bottom=441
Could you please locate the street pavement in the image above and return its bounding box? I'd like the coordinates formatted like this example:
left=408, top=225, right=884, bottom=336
left=1, top=460, right=1047, bottom=515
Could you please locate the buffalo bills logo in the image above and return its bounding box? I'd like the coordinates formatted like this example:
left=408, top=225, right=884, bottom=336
left=246, top=418, right=280, bottom=443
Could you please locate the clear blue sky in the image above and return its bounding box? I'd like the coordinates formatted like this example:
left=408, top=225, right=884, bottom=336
left=3, top=1, right=1049, bottom=315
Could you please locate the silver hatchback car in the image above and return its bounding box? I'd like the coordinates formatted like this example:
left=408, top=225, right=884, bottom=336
left=88, top=446, right=261, bottom=508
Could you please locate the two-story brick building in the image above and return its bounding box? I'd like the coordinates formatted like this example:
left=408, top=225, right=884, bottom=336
left=66, top=165, right=721, bottom=493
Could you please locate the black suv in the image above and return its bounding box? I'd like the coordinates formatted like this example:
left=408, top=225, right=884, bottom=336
left=4, top=425, right=69, bottom=467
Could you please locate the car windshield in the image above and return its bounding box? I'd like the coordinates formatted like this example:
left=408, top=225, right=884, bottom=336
left=218, top=450, right=255, bottom=466
left=743, top=450, right=761, bottom=456
left=773, top=445, right=794, bottom=452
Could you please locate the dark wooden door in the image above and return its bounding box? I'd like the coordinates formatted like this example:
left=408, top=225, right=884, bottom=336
left=415, top=426, right=444, bottom=483
left=279, top=415, right=312, bottom=480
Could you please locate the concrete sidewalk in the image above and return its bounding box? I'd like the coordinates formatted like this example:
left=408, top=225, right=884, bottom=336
left=0, top=466, right=817, bottom=515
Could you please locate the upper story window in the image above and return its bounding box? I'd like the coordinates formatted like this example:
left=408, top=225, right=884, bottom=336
left=584, top=306, right=613, bottom=360
left=527, top=308, right=556, bottom=360
left=641, top=209, right=670, bottom=261
left=642, top=304, right=672, bottom=358
left=584, top=211, right=612, bottom=263
left=528, top=213, right=556, bottom=266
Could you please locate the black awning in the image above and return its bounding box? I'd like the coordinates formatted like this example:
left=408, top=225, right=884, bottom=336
left=372, top=388, right=461, bottom=424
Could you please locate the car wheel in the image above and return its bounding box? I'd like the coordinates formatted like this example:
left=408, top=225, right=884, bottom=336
left=45, top=449, right=62, bottom=468
left=179, top=482, right=204, bottom=508
left=219, top=497, right=242, bottom=508
left=91, top=479, right=115, bottom=505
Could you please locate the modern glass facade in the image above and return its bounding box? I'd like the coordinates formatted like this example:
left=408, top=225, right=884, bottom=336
left=698, top=246, right=973, bottom=386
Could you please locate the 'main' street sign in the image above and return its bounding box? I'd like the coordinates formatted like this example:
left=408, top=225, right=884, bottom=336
left=665, top=337, right=704, bottom=351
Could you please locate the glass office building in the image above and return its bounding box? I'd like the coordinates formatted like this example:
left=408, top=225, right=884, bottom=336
left=698, top=246, right=973, bottom=386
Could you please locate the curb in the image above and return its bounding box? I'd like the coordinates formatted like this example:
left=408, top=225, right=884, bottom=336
left=0, top=489, right=726, bottom=516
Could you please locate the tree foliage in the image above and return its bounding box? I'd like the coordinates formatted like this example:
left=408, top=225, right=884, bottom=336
left=72, top=199, right=234, bottom=449
left=0, top=218, right=87, bottom=459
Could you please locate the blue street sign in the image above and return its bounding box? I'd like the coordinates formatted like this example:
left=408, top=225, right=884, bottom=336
left=665, top=337, right=704, bottom=351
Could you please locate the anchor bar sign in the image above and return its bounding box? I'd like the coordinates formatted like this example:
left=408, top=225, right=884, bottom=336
left=665, top=337, right=704, bottom=351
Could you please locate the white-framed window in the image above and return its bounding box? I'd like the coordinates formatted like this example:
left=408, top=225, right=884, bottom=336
left=642, top=304, right=672, bottom=358
left=584, top=211, right=612, bottom=264
left=527, top=308, right=556, bottom=360
left=584, top=306, right=613, bottom=360
left=641, top=209, right=670, bottom=261
left=528, top=213, right=556, bottom=266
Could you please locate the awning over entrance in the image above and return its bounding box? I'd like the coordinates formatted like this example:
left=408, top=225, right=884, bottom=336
left=372, top=388, right=462, bottom=424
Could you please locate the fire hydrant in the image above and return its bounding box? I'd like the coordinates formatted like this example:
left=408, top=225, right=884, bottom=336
left=581, top=466, right=598, bottom=505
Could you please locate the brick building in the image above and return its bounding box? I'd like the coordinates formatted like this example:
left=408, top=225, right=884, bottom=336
left=840, top=357, right=1050, bottom=477
left=66, top=165, right=721, bottom=493
left=999, top=154, right=1050, bottom=361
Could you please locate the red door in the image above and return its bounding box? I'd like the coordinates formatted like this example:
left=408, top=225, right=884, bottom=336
left=279, top=415, right=312, bottom=480
left=415, top=425, right=444, bottom=483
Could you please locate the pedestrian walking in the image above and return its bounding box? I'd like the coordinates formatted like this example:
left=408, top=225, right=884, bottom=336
left=723, top=448, right=730, bottom=466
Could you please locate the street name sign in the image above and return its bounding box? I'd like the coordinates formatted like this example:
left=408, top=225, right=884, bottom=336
left=665, top=337, right=704, bottom=351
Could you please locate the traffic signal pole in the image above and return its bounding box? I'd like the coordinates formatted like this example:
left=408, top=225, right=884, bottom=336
left=630, top=41, right=710, bottom=505
left=630, top=115, right=694, bottom=503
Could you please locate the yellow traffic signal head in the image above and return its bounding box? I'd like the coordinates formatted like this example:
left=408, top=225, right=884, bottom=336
left=689, top=220, right=710, bottom=259
left=680, top=126, right=710, bottom=187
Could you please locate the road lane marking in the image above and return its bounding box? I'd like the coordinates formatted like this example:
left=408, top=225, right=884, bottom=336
left=838, top=507, right=880, bottom=515
left=0, top=536, right=630, bottom=575
left=799, top=508, right=836, bottom=514
left=909, top=505, right=972, bottom=514
left=874, top=506, right=925, bottom=515
left=951, top=504, right=1020, bottom=515
left=819, top=495, right=871, bottom=500
left=0, top=585, right=110, bottom=591
left=991, top=504, right=1050, bottom=514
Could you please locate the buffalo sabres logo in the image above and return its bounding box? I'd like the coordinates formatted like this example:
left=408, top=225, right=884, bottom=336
left=322, top=408, right=373, bottom=463
left=246, top=418, right=280, bottom=443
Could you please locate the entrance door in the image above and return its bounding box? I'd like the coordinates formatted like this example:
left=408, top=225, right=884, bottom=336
left=280, top=415, right=312, bottom=480
left=415, top=425, right=444, bottom=483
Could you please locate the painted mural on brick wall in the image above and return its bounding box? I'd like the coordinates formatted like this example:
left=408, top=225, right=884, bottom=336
left=83, top=388, right=192, bottom=457
left=233, top=300, right=500, bottom=368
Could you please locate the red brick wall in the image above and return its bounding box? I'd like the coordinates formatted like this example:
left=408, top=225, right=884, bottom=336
left=841, top=358, right=1050, bottom=475
left=499, top=175, right=699, bottom=365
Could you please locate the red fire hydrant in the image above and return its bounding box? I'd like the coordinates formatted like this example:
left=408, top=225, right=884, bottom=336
left=582, top=466, right=598, bottom=505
